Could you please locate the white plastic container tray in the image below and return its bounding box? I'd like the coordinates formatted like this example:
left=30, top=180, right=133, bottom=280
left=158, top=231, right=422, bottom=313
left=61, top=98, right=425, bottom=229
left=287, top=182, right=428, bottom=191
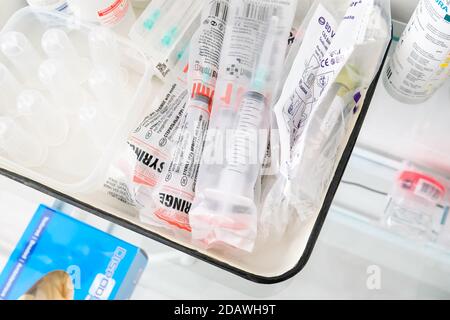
left=0, top=8, right=153, bottom=193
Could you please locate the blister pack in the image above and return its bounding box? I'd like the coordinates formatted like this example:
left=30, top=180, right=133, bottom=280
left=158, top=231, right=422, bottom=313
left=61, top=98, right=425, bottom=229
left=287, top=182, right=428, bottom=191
left=0, top=8, right=152, bottom=193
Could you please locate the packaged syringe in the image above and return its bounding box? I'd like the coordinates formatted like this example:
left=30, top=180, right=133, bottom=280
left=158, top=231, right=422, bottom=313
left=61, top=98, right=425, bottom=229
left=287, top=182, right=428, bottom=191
left=190, top=0, right=297, bottom=252
left=260, top=0, right=391, bottom=241
left=142, top=0, right=230, bottom=232
left=104, top=53, right=189, bottom=211
left=129, top=0, right=203, bottom=79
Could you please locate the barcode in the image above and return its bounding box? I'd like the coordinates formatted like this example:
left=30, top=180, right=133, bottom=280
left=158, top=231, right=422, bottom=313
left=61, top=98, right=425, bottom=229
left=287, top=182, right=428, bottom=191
left=386, top=65, right=392, bottom=79
left=210, top=0, right=229, bottom=22
left=237, top=1, right=272, bottom=22
left=415, top=179, right=442, bottom=202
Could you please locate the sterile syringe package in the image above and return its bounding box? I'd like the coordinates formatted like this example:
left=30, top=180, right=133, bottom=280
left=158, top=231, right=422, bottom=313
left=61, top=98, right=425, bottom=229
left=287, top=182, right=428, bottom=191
left=103, top=49, right=189, bottom=218
left=129, top=0, right=203, bottom=79
left=0, top=0, right=392, bottom=283
left=261, top=0, right=392, bottom=242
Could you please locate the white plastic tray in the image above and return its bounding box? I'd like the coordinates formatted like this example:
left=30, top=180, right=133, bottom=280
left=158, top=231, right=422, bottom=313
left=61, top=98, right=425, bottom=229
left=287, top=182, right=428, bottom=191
left=0, top=8, right=154, bottom=193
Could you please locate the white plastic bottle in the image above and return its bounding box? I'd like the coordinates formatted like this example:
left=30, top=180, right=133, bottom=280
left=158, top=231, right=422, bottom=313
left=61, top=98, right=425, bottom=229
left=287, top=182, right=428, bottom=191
left=384, top=0, right=450, bottom=104
left=67, top=0, right=136, bottom=34
left=26, top=0, right=70, bottom=12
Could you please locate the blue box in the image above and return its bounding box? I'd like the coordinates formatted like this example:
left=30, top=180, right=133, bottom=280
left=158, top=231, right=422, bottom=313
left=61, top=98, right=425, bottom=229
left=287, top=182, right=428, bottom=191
left=0, top=205, right=148, bottom=300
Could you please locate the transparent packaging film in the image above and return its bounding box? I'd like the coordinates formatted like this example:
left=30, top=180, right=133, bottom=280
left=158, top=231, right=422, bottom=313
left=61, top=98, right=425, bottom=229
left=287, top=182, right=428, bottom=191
left=129, top=0, right=204, bottom=79
left=41, top=28, right=89, bottom=83
left=0, top=116, right=48, bottom=168
left=260, top=0, right=347, bottom=181
left=0, top=63, right=21, bottom=115
left=0, top=31, right=42, bottom=85
left=104, top=51, right=189, bottom=213
left=16, top=89, right=69, bottom=147
left=260, top=0, right=392, bottom=241
left=383, top=0, right=450, bottom=104
left=143, top=0, right=230, bottom=232
left=187, top=0, right=297, bottom=252
left=0, top=8, right=152, bottom=192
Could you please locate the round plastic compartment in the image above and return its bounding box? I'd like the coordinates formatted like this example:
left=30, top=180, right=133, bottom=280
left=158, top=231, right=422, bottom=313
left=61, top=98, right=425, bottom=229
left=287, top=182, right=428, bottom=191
left=0, top=7, right=153, bottom=193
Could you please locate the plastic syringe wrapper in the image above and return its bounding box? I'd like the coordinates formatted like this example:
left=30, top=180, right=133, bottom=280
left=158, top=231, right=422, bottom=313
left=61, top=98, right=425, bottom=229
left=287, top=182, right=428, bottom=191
left=142, top=0, right=230, bottom=233
left=129, top=0, right=203, bottom=79
left=259, top=0, right=391, bottom=242
left=190, top=0, right=298, bottom=252
left=103, top=51, right=189, bottom=215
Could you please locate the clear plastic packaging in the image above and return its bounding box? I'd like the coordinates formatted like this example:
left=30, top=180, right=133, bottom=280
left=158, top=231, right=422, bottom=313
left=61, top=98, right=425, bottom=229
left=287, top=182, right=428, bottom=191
left=0, top=7, right=152, bottom=193
left=383, top=164, right=447, bottom=241
left=129, top=0, right=203, bottom=79
left=260, top=0, right=392, bottom=242
left=0, top=31, right=42, bottom=85
left=190, top=0, right=297, bottom=252
left=0, top=63, right=21, bottom=115
left=16, top=89, right=69, bottom=147
left=41, top=28, right=89, bottom=82
left=104, top=49, right=190, bottom=215
left=0, top=116, right=47, bottom=168
left=138, top=0, right=230, bottom=232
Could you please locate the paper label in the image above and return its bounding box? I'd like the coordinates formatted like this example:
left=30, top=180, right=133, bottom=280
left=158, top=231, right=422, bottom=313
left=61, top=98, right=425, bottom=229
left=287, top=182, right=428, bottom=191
left=274, top=4, right=338, bottom=174
left=131, top=83, right=188, bottom=189
left=148, top=1, right=230, bottom=230
left=104, top=70, right=188, bottom=208
left=414, top=178, right=444, bottom=203
left=385, top=0, right=450, bottom=100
